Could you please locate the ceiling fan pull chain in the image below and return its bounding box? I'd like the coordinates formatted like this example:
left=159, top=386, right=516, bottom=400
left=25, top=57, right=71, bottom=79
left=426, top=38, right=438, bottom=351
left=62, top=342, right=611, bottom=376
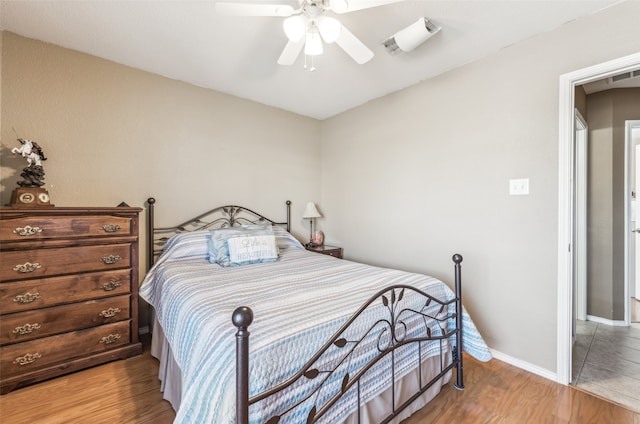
left=304, top=54, right=316, bottom=72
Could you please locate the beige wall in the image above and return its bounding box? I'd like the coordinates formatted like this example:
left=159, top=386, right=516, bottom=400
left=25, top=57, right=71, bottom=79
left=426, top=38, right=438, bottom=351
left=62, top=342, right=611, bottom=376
left=575, top=85, right=587, bottom=119
left=1, top=32, right=321, bottom=328
left=1, top=32, right=321, bottom=239
left=587, top=92, right=614, bottom=319
left=320, top=1, right=640, bottom=372
left=587, top=88, right=640, bottom=320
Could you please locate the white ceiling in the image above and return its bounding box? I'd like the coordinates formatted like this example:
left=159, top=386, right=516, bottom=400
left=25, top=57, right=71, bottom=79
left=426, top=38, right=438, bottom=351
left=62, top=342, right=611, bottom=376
left=0, top=0, right=623, bottom=120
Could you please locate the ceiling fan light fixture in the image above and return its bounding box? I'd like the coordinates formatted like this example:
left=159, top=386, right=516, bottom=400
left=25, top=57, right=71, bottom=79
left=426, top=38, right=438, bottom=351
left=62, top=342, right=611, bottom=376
left=330, top=0, right=349, bottom=12
left=283, top=15, right=306, bottom=42
left=318, top=16, right=341, bottom=43
left=305, top=26, right=324, bottom=56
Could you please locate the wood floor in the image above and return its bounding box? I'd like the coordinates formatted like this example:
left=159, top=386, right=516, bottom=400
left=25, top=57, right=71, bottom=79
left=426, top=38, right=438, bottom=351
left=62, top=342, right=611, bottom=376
left=1, top=335, right=639, bottom=424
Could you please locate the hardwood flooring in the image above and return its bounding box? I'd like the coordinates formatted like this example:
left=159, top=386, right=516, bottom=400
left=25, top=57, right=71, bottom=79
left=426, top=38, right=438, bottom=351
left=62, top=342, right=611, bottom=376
left=1, top=335, right=639, bottom=424
left=572, top=319, right=640, bottom=412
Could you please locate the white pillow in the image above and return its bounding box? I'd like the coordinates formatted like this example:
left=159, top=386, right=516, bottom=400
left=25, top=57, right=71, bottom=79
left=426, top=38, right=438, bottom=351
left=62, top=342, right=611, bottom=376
left=227, top=234, right=279, bottom=266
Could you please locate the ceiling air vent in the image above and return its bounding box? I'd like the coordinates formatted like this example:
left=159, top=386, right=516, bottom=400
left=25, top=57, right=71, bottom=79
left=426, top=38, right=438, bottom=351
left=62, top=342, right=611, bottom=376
left=608, top=69, right=640, bottom=84
left=611, top=72, right=632, bottom=83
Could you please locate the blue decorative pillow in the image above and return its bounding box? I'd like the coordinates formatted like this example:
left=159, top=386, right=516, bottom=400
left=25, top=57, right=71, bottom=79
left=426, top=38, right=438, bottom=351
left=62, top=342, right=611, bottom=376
left=208, top=227, right=278, bottom=266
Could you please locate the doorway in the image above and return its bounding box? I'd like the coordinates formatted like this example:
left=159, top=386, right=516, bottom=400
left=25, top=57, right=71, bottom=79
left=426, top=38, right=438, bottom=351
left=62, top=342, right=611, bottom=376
left=558, top=51, right=640, bottom=386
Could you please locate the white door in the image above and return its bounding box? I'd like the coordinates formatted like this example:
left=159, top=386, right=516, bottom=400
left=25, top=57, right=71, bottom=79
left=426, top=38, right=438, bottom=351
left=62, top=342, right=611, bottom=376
left=575, top=111, right=588, bottom=322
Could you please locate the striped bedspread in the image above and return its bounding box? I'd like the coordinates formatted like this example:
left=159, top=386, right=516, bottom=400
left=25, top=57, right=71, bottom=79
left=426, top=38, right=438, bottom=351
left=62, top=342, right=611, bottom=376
left=140, top=231, right=491, bottom=423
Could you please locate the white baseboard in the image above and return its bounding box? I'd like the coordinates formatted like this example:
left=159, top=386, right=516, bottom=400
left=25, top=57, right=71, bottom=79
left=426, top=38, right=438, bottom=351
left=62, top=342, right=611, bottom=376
left=586, top=315, right=627, bottom=327
left=138, top=326, right=150, bottom=335
left=489, top=349, right=558, bottom=383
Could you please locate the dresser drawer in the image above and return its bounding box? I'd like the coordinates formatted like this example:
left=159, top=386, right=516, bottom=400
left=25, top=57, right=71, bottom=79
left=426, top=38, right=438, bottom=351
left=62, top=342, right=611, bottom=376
left=0, top=269, right=131, bottom=314
left=1, top=295, right=131, bottom=345
left=1, top=321, right=131, bottom=378
left=0, top=215, right=134, bottom=241
left=0, top=244, right=132, bottom=281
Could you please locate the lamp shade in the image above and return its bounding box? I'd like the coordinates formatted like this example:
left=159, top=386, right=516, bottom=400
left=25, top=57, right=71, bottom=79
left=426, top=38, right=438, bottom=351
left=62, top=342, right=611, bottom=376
left=304, top=26, right=323, bottom=56
left=283, top=15, right=306, bottom=42
left=318, top=16, right=341, bottom=43
left=302, top=202, right=322, bottom=219
left=330, top=0, right=348, bottom=12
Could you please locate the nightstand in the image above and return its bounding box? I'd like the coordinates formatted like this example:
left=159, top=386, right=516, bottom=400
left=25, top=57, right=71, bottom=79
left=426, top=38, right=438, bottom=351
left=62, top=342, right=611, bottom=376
left=305, top=245, right=343, bottom=259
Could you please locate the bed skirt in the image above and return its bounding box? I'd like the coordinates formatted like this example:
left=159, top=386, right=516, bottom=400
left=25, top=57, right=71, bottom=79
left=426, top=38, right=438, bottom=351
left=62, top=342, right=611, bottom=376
left=151, top=316, right=451, bottom=423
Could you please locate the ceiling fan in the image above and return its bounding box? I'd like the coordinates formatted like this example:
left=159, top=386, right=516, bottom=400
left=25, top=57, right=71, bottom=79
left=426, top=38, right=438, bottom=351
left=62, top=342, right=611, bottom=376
left=215, top=0, right=405, bottom=67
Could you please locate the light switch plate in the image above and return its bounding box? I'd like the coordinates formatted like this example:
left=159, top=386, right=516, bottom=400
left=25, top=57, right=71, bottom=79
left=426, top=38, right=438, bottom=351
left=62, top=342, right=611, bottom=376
left=509, top=178, right=529, bottom=195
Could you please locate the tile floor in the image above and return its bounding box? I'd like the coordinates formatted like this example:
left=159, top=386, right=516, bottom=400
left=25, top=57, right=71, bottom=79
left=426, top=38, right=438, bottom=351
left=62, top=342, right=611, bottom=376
left=572, top=318, right=640, bottom=413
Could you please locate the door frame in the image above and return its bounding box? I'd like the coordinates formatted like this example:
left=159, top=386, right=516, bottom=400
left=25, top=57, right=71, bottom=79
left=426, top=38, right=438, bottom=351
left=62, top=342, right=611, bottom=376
left=627, top=120, right=640, bottom=323
left=557, top=51, right=640, bottom=385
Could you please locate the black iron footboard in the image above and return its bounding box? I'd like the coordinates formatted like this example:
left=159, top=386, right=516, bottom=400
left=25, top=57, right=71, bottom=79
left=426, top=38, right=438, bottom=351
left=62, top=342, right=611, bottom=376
left=233, top=254, right=464, bottom=424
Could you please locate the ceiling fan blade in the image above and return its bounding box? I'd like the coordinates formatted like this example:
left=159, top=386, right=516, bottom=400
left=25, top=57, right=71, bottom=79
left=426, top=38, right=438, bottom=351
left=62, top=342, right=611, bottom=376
left=335, top=25, right=374, bottom=64
left=330, top=0, right=405, bottom=14
left=215, top=2, right=295, bottom=17
left=278, top=39, right=305, bottom=65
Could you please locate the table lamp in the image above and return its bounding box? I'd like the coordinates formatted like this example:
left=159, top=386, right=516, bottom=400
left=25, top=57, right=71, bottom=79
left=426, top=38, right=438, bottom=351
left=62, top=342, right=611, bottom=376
left=302, top=202, right=322, bottom=247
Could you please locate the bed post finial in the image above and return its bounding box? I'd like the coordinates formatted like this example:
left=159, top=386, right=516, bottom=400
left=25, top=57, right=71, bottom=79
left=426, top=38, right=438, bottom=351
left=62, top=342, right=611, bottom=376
left=233, top=306, right=253, bottom=424
left=452, top=253, right=464, bottom=390
left=232, top=306, right=254, bottom=329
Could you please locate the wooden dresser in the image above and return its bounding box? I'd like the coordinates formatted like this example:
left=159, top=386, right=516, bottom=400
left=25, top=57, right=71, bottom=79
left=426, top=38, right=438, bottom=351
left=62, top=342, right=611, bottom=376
left=0, top=206, right=142, bottom=394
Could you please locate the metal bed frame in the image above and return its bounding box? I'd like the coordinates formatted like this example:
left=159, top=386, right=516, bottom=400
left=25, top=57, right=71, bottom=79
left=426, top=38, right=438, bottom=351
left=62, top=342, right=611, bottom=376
left=146, top=197, right=290, bottom=269
left=146, top=198, right=464, bottom=424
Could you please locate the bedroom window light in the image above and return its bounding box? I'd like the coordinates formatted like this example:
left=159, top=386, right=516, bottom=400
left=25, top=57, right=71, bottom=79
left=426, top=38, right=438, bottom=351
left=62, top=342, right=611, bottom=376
left=302, top=202, right=322, bottom=247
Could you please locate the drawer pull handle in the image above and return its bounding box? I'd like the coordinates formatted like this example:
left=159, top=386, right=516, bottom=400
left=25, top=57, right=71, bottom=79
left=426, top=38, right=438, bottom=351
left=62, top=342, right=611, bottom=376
left=13, top=292, right=41, bottom=304
left=102, top=280, right=122, bottom=291
left=100, top=255, right=121, bottom=265
left=101, top=224, right=121, bottom=233
left=13, top=262, right=41, bottom=273
left=13, top=323, right=41, bottom=335
left=99, top=307, right=122, bottom=318
left=100, top=333, right=121, bottom=344
left=13, top=352, right=41, bottom=366
left=13, top=226, right=43, bottom=237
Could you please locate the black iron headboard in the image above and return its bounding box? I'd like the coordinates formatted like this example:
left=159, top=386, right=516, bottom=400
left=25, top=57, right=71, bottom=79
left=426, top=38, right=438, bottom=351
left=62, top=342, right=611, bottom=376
left=146, top=197, right=291, bottom=268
